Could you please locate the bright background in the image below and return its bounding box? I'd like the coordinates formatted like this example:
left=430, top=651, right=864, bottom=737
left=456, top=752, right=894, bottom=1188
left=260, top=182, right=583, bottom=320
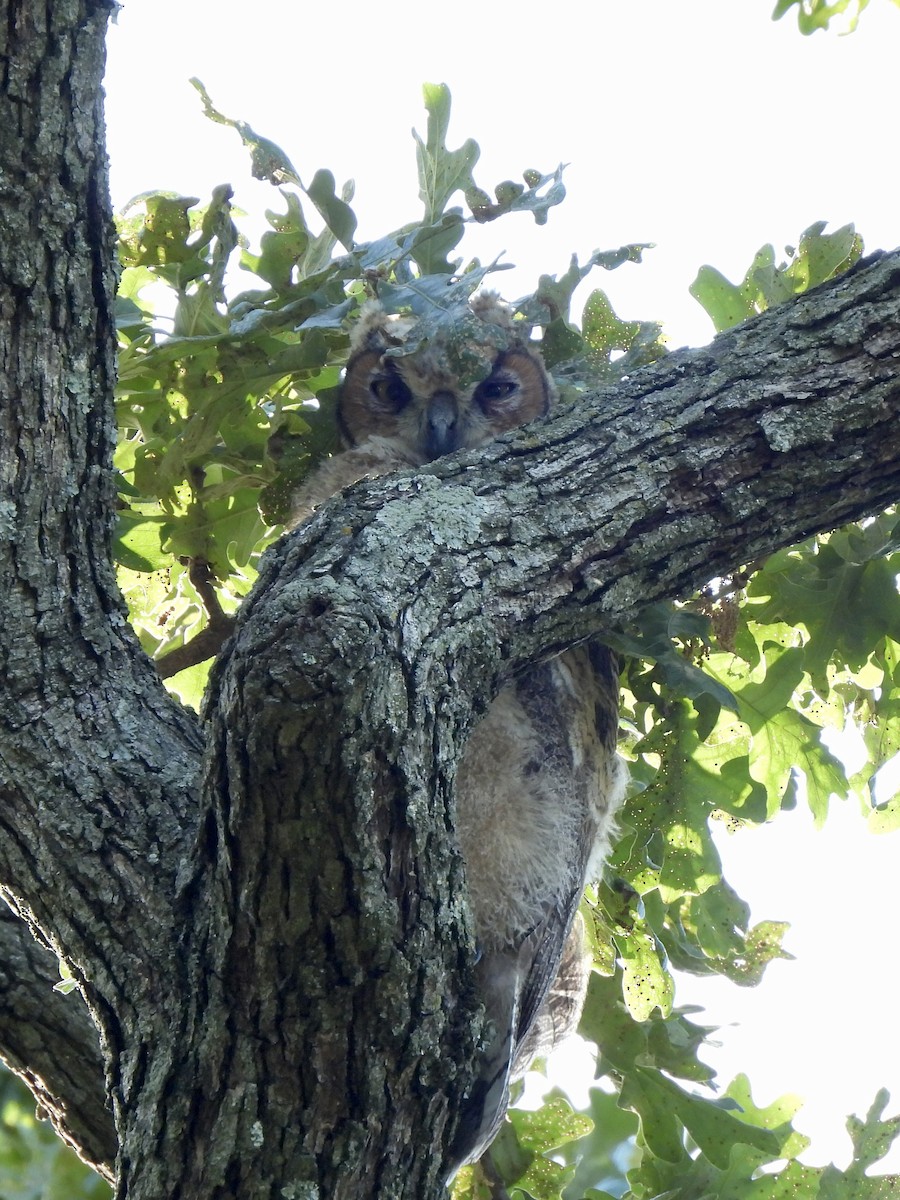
left=104, top=0, right=900, bottom=1173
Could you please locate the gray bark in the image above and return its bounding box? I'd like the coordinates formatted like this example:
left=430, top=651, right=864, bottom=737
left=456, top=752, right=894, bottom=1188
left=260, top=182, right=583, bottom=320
left=0, top=2, right=899, bottom=1197
left=0, top=0, right=206, bottom=1190
left=0, top=905, right=115, bottom=1176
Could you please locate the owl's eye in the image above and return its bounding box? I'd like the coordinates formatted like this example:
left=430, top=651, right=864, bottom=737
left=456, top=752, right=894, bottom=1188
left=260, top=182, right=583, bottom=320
left=370, top=373, right=412, bottom=413
left=475, top=376, right=518, bottom=408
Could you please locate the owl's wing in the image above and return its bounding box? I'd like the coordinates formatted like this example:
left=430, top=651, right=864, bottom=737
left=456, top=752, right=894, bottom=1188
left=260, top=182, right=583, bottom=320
left=449, top=643, right=625, bottom=1175
left=448, top=885, right=586, bottom=1172
left=510, top=642, right=622, bottom=1064
left=514, top=912, right=593, bottom=1071
left=511, top=886, right=592, bottom=1076
left=288, top=438, right=419, bottom=527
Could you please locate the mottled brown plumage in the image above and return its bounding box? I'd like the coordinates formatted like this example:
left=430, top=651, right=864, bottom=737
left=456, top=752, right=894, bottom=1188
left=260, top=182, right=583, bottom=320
left=290, top=295, right=626, bottom=1171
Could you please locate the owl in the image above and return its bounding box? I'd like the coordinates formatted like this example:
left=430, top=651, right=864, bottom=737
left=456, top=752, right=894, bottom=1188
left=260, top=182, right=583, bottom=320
left=291, top=294, right=627, bottom=1172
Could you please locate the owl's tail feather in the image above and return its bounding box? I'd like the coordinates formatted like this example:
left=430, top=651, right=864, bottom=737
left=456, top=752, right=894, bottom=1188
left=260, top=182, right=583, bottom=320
left=446, top=913, right=592, bottom=1178
left=446, top=952, right=521, bottom=1178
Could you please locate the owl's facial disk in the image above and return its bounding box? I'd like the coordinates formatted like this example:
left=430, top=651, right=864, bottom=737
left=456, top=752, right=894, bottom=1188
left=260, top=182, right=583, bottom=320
left=339, top=347, right=552, bottom=464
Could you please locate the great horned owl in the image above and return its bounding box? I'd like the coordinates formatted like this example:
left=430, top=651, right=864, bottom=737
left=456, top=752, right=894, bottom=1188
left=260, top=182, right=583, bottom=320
left=291, top=294, right=627, bottom=1172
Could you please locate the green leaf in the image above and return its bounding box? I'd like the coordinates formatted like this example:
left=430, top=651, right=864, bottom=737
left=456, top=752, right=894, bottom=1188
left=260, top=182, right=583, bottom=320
left=247, top=194, right=311, bottom=289
left=623, top=1068, right=789, bottom=1173
left=191, top=77, right=302, bottom=186
left=191, top=79, right=356, bottom=256
left=467, top=165, right=568, bottom=227
left=691, top=222, right=862, bottom=331
left=580, top=972, right=651, bottom=1077
left=791, top=221, right=863, bottom=290
left=533, top=246, right=651, bottom=326
left=305, top=168, right=357, bottom=253
left=749, top=539, right=900, bottom=689
left=869, top=792, right=900, bottom=833
left=375, top=263, right=506, bottom=321
left=658, top=813, right=722, bottom=900
left=689, top=265, right=756, bottom=333
left=614, top=925, right=673, bottom=1021
left=773, top=0, right=872, bottom=34
left=558, top=1088, right=637, bottom=1200
left=724, top=1074, right=807, bottom=1146
left=481, top=1097, right=592, bottom=1200
left=713, top=920, right=793, bottom=987
left=619, top=1069, right=686, bottom=1164
left=508, top=1097, right=593, bottom=1156
left=686, top=878, right=750, bottom=960
left=753, top=711, right=846, bottom=823
left=118, top=192, right=200, bottom=268
left=844, top=1090, right=900, bottom=1174
left=734, top=648, right=806, bottom=720
left=414, top=82, right=480, bottom=231
left=114, top=512, right=169, bottom=572
left=162, top=660, right=211, bottom=712
left=605, top=602, right=737, bottom=712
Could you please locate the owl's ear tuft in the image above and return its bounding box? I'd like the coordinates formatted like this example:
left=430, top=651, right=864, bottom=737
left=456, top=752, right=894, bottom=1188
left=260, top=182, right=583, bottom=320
left=470, top=290, right=516, bottom=333
left=349, top=301, right=415, bottom=355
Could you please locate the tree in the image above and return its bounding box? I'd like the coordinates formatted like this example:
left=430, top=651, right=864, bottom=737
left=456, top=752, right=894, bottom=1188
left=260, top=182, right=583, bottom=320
left=1, top=3, right=899, bottom=1199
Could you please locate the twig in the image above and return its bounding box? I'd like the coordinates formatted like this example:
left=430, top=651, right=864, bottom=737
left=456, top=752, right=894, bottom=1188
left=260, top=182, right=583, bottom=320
left=155, top=558, right=236, bottom=680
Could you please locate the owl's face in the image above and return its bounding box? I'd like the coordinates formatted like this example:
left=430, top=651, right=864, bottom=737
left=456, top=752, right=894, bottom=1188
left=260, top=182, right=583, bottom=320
left=338, top=296, right=555, bottom=466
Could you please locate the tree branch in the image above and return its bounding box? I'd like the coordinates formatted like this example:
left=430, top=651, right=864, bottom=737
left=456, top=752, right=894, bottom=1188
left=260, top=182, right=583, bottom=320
left=241, top=248, right=900, bottom=695
left=0, top=905, right=115, bottom=1178
left=156, top=558, right=237, bottom=679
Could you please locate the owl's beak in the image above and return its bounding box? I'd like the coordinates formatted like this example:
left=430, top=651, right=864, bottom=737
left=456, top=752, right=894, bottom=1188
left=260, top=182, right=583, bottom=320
left=423, top=392, right=460, bottom=459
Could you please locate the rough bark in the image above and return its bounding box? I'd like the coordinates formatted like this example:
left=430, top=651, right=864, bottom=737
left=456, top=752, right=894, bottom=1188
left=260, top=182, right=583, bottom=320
left=0, top=0, right=205, bottom=1189
left=0, top=2, right=899, bottom=1197
left=0, top=904, right=114, bottom=1176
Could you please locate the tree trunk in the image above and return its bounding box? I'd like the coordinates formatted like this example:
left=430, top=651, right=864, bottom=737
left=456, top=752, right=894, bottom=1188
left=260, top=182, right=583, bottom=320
left=0, top=0, right=207, bottom=1191
left=1, top=3, right=900, bottom=1197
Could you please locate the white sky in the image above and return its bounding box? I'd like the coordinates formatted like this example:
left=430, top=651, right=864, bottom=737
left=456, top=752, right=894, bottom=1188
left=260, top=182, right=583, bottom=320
left=104, top=0, right=900, bottom=1177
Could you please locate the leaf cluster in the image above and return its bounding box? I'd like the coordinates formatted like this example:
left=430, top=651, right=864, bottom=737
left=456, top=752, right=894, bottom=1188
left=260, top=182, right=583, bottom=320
left=689, top=222, right=862, bottom=333
left=772, top=0, right=900, bottom=35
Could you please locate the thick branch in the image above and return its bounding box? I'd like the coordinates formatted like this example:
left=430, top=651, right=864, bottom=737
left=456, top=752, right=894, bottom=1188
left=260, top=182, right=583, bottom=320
left=252, top=248, right=900, bottom=684
left=0, top=906, right=114, bottom=1178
